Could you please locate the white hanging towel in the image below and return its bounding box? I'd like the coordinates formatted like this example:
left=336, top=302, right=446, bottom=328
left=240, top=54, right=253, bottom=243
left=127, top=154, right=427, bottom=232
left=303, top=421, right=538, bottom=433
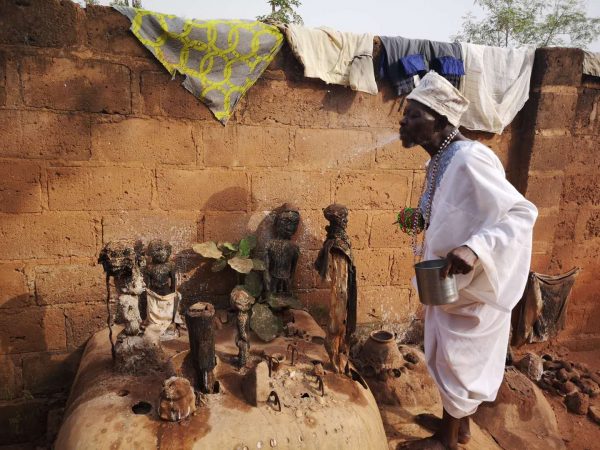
left=583, top=51, right=600, bottom=77
left=459, top=43, right=535, bottom=134
left=286, top=24, right=378, bottom=95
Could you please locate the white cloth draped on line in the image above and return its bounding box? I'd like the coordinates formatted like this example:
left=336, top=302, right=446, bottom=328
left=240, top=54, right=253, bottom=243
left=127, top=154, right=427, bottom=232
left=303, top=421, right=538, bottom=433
left=421, top=140, right=537, bottom=418
left=583, top=51, right=600, bottom=77
left=285, top=24, right=378, bottom=95
left=459, top=43, right=535, bottom=134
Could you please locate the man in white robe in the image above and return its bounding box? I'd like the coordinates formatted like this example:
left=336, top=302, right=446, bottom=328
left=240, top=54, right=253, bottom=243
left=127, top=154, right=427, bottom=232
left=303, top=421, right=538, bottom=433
left=398, top=72, right=538, bottom=449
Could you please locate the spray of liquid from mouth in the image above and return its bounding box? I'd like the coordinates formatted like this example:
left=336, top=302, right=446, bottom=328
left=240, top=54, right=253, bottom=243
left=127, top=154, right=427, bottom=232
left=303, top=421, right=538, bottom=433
left=316, top=132, right=400, bottom=175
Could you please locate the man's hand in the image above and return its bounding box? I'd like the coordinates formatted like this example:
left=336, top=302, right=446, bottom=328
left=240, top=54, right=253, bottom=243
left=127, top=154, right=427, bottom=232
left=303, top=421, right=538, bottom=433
left=441, top=246, right=478, bottom=278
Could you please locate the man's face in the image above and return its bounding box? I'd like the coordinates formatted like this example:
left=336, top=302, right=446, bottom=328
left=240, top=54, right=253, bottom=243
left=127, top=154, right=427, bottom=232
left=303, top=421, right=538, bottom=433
left=399, top=100, right=437, bottom=148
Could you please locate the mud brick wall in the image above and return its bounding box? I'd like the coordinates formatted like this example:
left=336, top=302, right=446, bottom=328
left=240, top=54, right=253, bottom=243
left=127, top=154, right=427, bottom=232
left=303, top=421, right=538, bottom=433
left=522, top=48, right=600, bottom=345
left=0, top=0, right=597, bottom=446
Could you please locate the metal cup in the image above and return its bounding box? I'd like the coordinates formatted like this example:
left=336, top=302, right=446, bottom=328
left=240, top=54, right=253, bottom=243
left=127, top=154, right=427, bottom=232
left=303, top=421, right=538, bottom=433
left=414, top=259, right=459, bottom=305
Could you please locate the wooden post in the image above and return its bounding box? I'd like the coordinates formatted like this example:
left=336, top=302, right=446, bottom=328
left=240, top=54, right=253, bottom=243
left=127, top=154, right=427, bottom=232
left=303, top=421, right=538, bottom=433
left=185, top=302, right=216, bottom=393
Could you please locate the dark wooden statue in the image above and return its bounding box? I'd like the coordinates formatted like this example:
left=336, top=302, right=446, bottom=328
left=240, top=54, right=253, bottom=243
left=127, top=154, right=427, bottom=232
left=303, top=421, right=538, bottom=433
left=314, top=204, right=357, bottom=374
left=230, top=286, right=256, bottom=368
left=185, top=302, right=217, bottom=393
left=264, top=204, right=300, bottom=296
left=144, top=239, right=183, bottom=338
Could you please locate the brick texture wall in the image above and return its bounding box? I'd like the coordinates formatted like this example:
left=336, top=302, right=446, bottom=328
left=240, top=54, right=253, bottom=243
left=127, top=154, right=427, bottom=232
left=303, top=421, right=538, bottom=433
left=0, top=0, right=597, bottom=446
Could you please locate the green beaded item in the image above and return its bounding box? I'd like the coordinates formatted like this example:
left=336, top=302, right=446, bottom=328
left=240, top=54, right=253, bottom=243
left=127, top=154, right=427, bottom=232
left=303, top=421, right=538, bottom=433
left=395, top=207, right=425, bottom=235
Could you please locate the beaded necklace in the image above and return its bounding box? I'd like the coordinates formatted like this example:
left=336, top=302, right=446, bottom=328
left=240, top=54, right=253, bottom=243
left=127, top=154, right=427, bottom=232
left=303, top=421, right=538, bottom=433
left=411, top=128, right=459, bottom=258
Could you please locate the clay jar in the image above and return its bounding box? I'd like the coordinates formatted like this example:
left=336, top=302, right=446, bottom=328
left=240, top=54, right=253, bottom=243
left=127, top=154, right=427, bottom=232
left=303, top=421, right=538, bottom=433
left=358, top=330, right=404, bottom=380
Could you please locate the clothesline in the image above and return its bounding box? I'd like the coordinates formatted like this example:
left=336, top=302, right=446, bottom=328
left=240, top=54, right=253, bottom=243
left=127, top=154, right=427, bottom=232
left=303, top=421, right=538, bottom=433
left=115, top=6, right=583, bottom=134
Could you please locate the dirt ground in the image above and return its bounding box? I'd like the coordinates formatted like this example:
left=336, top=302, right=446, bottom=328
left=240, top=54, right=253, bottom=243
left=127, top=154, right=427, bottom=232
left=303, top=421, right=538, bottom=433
left=525, top=345, right=600, bottom=450
left=375, top=342, right=600, bottom=450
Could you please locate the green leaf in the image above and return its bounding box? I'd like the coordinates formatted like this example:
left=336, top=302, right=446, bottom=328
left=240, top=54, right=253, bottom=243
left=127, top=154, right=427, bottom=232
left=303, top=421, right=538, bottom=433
left=192, top=241, right=222, bottom=259
left=219, top=242, right=238, bottom=252
left=252, top=259, right=266, bottom=271
left=228, top=256, right=254, bottom=274
left=244, top=271, right=263, bottom=298
left=238, top=235, right=257, bottom=258
left=211, top=258, right=228, bottom=272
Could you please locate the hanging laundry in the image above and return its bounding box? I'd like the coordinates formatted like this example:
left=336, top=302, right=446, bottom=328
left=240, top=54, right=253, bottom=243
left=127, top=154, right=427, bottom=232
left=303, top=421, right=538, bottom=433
left=285, top=25, right=378, bottom=95
left=583, top=51, right=600, bottom=77
left=459, top=43, right=535, bottom=134
left=378, top=36, right=464, bottom=95
left=115, top=7, right=284, bottom=124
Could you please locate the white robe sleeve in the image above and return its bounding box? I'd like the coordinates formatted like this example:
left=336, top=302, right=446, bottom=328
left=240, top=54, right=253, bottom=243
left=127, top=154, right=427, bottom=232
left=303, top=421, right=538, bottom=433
left=458, top=147, right=538, bottom=312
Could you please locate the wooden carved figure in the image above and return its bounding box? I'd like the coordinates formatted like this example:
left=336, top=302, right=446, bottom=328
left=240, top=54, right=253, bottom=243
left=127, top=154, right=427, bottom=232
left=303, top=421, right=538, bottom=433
left=314, top=204, right=357, bottom=374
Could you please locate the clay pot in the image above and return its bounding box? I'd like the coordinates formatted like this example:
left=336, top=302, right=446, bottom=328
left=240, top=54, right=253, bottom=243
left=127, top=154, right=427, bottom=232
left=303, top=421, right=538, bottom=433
left=358, top=330, right=404, bottom=378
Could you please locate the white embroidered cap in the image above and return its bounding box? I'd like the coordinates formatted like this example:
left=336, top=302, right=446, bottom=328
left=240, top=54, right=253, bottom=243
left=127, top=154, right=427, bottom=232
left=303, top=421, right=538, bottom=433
left=406, top=71, right=469, bottom=127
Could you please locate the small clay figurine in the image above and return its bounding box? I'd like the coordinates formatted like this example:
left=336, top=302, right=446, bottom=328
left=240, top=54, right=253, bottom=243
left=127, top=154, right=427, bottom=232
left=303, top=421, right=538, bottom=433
left=143, top=239, right=184, bottom=339
left=314, top=204, right=357, bottom=374
left=230, top=286, right=256, bottom=368
left=263, top=204, right=300, bottom=296
left=158, top=376, right=197, bottom=422
left=98, top=240, right=145, bottom=338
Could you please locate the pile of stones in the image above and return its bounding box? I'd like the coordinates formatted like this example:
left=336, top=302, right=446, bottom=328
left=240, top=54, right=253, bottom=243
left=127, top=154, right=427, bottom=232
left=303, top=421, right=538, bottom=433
left=517, top=352, right=600, bottom=423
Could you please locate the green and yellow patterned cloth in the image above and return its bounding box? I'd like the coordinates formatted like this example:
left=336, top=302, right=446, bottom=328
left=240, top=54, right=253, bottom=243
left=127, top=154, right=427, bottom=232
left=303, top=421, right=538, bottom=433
left=115, top=7, right=284, bottom=124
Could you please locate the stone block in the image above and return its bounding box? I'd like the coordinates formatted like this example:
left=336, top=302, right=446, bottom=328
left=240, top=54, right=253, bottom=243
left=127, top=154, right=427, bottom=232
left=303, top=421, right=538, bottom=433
left=533, top=213, right=558, bottom=246
left=0, top=398, right=49, bottom=445
left=292, top=128, right=373, bottom=169
left=64, top=303, right=107, bottom=350
left=0, top=354, right=21, bottom=401
left=22, top=351, right=80, bottom=395
left=0, top=307, right=66, bottom=354
left=525, top=172, right=564, bottom=208
left=0, top=51, right=6, bottom=106
left=204, top=125, right=290, bottom=167
left=0, top=110, right=91, bottom=160
left=390, top=249, right=415, bottom=286
left=0, top=263, right=31, bottom=309
left=140, top=71, right=214, bottom=120
left=334, top=171, right=411, bottom=209
left=240, top=78, right=331, bottom=127
left=580, top=210, right=600, bottom=241
left=562, top=173, right=599, bottom=207
left=0, top=161, right=42, bottom=213
left=102, top=211, right=200, bottom=254
left=369, top=211, right=412, bottom=248
left=326, top=83, right=402, bottom=129
left=21, top=56, right=131, bottom=114
left=573, top=88, right=600, bottom=135
left=373, top=128, right=428, bottom=170
left=531, top=48, right=584, bottom=88
left=533, top=91, right=578, bottom=130
left=354, top=249, right=392, bottom=286
left=0, top=212, right=97, bottom=259
left=252, top=171, right=330, bottom=209
left=35, top=264, right=105, bottom=306
left=48, top=166, right=153, bottom=211
left=410, top=170, right=426, bottom=205
left=85, top=5, right=150, bottom=58
left=0, top=0, right=85, bottom=48
left=157, top=168, right=248, bottom=211
left=91, top=117, right=196, bottom=164
left=529, top=135, right=574, bottom=171
left=203, top=211, right=264, bottom=243
left=357, top=286, right=414, bottom=324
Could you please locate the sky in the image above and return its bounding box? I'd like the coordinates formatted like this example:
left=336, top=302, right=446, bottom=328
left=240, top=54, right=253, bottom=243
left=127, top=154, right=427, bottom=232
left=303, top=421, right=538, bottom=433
left=86, top=0, right=600, bottom=51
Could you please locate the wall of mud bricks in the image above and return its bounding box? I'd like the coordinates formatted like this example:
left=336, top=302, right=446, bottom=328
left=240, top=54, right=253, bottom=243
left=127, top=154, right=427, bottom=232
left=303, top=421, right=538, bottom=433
left=0, top=0, right=598, bottom=445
